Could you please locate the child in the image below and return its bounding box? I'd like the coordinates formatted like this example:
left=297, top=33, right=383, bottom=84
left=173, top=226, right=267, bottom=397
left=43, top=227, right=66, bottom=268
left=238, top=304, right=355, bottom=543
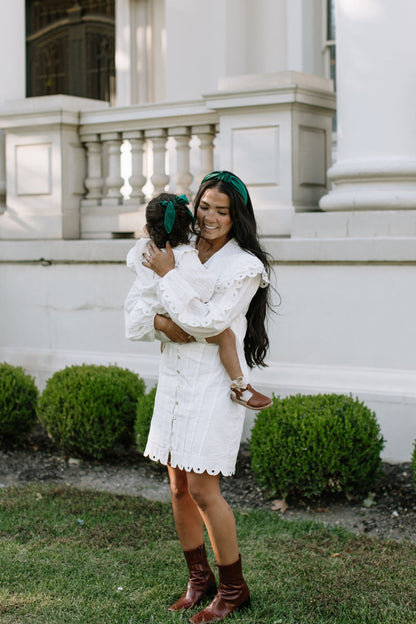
left=125, top=192, right=272, bottom=411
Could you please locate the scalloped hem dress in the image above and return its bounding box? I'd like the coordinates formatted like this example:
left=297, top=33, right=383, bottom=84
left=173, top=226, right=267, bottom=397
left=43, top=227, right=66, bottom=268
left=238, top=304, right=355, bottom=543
left=124, top=238, right=269, bottom=477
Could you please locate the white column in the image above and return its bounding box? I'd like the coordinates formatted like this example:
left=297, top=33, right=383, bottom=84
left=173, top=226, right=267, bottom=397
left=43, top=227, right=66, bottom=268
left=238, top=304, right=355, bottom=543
left=320, top=0, right=416, bottom=211
left=0, top=0, right=26, bottom=211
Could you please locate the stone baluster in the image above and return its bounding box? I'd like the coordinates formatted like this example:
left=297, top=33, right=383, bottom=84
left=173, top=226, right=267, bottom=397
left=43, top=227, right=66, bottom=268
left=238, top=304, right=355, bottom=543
left=169, top=127, right=193, bottom=198
left=145, top=128, right=169, bottom=195
left=123, top=130, right=146, bottom=204
left=101, top=132, right=123, bottom=204
left=193, top=124, right=216, bottom=185
left=82, top=133, right=104, bottom=202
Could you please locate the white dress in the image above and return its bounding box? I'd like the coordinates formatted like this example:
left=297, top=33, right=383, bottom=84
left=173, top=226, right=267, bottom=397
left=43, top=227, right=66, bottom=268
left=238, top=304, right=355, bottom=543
left=124, top=238, right=269, bottom=476
left=124, top=238, right=216, bottom=343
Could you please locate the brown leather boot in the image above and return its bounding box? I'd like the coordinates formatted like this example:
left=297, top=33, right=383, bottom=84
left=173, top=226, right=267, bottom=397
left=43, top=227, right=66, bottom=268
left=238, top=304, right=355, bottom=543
left=189, top=555, right=250, bottom=623
left=168, top=544, right=217, bottom=612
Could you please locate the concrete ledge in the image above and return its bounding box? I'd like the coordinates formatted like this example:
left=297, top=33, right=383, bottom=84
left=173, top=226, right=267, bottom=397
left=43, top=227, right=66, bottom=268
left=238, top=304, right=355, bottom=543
left=1, top=237, right=416, bottom=264
left=264, top=237, right=416, bottom=263
left=0, top=239, right=136, bottom=263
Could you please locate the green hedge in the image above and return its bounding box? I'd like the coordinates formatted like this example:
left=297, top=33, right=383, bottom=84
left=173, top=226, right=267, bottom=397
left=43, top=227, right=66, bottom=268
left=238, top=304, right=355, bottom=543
left=135, top=386, right=157, bottom=453
left=38, top=364, right=145, bottom=460
left=249, top=393, right=385, bottom=500
left=412, top=440, right=416, bottom=490
left=0, top=362, right=38, bottom=447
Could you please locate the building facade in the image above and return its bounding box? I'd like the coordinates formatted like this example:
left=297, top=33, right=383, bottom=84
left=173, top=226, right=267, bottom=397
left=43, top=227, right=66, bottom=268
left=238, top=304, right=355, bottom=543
left=0, top=0, right=415, bottom=461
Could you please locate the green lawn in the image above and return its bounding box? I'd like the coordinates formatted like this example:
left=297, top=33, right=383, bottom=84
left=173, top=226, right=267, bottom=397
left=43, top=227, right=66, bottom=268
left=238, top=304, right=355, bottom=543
left=0, top=484, right=414, bottom=623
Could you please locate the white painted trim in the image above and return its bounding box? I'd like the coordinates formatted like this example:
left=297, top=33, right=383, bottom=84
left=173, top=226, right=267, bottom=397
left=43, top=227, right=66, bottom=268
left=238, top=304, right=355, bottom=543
left=2, top=346, right=415, bottom=401
left=0, top=347, right=160, bottom=390
left=251, top=362, right=416, bottom=401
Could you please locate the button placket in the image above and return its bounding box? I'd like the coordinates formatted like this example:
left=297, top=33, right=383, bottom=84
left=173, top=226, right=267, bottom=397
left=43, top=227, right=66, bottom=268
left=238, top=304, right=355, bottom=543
left=170, top=345, right=181, bottom=448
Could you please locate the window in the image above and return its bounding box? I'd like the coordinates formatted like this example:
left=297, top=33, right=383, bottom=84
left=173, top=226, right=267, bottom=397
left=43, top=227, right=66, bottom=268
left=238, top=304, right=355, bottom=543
left=325, top=0, right=336, bottom=131
left=26, top=0, right=115, bottom=104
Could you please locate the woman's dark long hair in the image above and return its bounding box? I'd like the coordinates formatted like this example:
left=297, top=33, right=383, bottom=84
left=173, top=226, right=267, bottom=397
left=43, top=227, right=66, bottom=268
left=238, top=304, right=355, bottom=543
left=193, top=173, right=273, bottom=368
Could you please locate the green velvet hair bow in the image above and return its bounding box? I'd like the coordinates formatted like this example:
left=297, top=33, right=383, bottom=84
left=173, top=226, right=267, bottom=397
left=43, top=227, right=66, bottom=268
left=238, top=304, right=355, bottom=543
left=201, top=171, right=248, bottom=205
left=160, top=194, right=194, bottom=234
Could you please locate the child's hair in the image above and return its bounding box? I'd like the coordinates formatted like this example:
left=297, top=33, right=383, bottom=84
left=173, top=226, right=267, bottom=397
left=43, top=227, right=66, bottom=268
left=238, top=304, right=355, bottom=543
left=145, top=192, right=194, bottom=248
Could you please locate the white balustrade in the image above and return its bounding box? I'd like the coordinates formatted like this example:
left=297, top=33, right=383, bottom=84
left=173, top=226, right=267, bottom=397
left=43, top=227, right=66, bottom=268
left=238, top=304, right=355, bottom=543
left=78, top=119, right=218, bottom=237
left=0, top=76, right=335, bottom=239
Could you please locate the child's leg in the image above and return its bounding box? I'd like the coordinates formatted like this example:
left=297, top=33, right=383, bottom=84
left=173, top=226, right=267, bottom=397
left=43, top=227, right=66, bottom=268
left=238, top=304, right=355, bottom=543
left=206, top=329, right=273, bottom=411
left=206, top=328, right=242, bottom=381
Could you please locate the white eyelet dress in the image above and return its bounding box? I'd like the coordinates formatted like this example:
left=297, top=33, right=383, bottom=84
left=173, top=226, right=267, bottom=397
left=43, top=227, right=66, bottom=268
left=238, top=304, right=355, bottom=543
left=124, top=238, right=269, bottom=477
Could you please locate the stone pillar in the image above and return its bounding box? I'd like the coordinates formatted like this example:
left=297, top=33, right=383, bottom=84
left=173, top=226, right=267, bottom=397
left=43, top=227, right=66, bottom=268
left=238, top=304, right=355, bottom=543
left=0, top=96, right=108, bottom=240
left=205, top=72, right=335, bottom=236
left=320, top=0, right=416, bottom=211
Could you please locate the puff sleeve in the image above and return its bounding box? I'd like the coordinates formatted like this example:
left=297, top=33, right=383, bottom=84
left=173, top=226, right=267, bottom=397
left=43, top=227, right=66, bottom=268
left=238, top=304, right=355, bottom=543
left=157, top=247, right=268, bottom=340
left=124, top=240, right=165, bottom=341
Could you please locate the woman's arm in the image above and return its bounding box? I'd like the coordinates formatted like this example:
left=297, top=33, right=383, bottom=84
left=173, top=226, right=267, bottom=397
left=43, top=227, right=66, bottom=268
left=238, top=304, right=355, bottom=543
left=157, top=268, right=261, bottom=340
left=124, top=277, right=164, bottom=341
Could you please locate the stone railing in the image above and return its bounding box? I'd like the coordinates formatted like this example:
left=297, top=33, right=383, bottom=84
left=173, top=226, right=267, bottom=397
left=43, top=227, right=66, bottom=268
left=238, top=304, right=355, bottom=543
left=0, top=72, right=336, bottom=240
left=78, top=100, right=218, bottom=237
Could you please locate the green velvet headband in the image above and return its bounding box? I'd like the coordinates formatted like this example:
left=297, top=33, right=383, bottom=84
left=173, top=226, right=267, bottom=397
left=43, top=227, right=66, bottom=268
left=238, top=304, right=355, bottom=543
left=160, top=194, right=194, bottom=234
left=201, top=171, right=248, bottom=205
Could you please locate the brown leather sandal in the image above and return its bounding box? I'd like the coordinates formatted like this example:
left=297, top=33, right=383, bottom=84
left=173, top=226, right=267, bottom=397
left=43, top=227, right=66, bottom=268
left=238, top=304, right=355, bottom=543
left=230, top=383, right=273, bottom=410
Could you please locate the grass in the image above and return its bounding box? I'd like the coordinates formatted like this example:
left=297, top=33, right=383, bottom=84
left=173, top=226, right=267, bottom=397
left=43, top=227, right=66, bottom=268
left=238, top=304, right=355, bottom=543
left=0, top=484, right=415, bottom=623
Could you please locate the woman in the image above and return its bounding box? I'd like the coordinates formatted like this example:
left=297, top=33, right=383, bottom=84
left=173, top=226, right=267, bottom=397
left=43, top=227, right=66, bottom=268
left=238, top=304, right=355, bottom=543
left=124, top=171, right=271, bottom=623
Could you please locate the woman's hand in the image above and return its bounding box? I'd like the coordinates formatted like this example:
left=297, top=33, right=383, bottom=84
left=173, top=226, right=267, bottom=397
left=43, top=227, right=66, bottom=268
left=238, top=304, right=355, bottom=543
left=154, top=314, right=195, bottom=343
left=142, top=241, right=175, bottom=277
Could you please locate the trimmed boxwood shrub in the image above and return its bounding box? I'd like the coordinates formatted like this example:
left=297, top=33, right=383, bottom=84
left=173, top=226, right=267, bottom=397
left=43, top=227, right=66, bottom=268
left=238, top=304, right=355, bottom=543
left=249, top=393, right=385, bottom=500
left=0, top=362, right=38, bottom=447
left=37, top=364, right=145, bottom=460
left=135, top=386, right=157, bottom=453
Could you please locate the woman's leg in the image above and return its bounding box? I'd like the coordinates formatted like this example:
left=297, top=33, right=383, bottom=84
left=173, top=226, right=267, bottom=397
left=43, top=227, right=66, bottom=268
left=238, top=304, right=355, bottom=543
left=186, top=471, right=250, bottom=624
left=186, top=471, right=239, bottom=566
left=167, top=465, right=216, bottom=612
left=167, top=464, right=204, bottom=550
